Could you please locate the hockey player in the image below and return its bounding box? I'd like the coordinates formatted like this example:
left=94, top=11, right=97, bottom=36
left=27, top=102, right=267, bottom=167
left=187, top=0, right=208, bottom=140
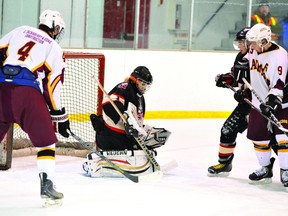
left=0, top=10, right=70, bottom=205
left=243, top=23, right=288, bottom=187
left=208, top=27, right=251, bottom=176
left=85, top=66, right=171, bottom=177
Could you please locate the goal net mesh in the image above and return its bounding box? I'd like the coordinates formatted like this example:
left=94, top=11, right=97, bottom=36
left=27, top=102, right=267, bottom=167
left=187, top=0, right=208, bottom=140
left=11, top=52, right=105, bottom=157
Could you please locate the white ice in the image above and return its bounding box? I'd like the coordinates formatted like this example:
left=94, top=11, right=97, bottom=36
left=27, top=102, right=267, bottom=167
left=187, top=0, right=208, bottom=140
left=1, top=119, right=288, bottom=216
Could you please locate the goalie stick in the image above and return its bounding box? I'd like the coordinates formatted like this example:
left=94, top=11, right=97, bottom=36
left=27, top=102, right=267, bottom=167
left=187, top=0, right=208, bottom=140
left=92, top=75, right=162, bottom=172
left=68, top=130, right=163, bottom=183
left=241, top=77, right=288, bottom=135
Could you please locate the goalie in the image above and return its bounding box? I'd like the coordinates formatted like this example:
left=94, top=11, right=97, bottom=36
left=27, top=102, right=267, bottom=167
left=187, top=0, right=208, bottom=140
left=84, top=66, right=171, bottom=178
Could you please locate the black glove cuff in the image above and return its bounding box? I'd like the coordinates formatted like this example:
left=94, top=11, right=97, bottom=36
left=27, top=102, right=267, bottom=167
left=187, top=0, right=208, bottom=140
left=50, top=107, right=66, bottom=115
left=266, top=94, right=282, bottom=110
left=50, top=108, right=68, bottom=122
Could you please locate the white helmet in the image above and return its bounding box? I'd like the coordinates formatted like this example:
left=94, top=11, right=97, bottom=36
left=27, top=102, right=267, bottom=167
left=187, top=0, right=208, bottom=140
left=39, top=10, right=65, bottom=42
left=246, top=23, right=271, bottom=48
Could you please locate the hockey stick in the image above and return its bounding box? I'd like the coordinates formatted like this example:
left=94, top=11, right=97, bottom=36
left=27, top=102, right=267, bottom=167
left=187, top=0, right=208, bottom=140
left=223, top=83, right=280, bottom=154
left=223, top=83, right=276, bottom=125
left=68, top=130, right=163, bottom=183
left=241, top=78, right=288, bottom=135
left=92, top=75, right=162, bottom=172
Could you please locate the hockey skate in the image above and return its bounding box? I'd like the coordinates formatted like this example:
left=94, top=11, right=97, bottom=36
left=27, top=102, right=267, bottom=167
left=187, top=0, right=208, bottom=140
left=280, top=169, right=288, bottom=190
left=207, top=155, right=233, bottom=177
left=249, top=157, right=275, bottom=184
left=39, top=172, right=64, bottom=207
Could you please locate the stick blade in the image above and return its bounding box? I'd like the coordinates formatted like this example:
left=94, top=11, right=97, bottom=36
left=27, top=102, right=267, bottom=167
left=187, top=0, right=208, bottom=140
left=161, top=160, right=178, bottom=173
left=138, top=171, right=164, bottom=182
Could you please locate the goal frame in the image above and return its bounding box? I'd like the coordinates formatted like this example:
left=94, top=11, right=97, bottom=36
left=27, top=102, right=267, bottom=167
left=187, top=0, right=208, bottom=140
left=63, top=52, right=105, bottom=116
left=0, top=51, right=105, bottom=170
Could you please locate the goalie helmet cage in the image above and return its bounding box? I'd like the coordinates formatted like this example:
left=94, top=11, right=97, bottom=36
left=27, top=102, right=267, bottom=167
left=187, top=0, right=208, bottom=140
left=0, top=52, right=105, bottom=170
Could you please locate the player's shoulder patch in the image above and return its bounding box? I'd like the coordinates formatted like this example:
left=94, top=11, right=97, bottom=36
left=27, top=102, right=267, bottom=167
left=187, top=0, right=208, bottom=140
left=117, top=82, right=128, bottom=89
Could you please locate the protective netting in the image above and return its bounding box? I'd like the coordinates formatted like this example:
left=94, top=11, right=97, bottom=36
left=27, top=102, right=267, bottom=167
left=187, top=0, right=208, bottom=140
left=11, top=52, right=105, bottom=157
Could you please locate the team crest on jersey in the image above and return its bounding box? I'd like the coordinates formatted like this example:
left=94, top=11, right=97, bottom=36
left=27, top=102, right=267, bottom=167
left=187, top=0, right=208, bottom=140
left=251, top=59, right=268, bottom=75
left=118, top=83, right=128, bottom=89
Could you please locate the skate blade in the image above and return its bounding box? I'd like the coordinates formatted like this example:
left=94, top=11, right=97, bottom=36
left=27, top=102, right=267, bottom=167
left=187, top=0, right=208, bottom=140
left=207, top=172, right=230, bottom=177
left=42, top=198, right=63, bottom=207
left=249, top=178, right=272, bottom=185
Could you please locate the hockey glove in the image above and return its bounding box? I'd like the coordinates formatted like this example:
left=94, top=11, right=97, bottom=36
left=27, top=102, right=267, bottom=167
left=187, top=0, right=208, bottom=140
left=124, top=123, right=139, bottom=137
left=234, top=89, right=248, bottom=103
left=233, top=58, right=249, bottom=84
left=143, top=126, right=171, bottom=149
left=260, top=94, right=282, bottom=117
left=215, top=73, right=234, bottom=88
left=50, top=107, right=70, bottom=138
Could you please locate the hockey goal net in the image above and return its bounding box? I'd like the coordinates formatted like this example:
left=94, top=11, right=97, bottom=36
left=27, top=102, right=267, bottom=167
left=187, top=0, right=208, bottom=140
left=0, top=52, right=105, bottom=169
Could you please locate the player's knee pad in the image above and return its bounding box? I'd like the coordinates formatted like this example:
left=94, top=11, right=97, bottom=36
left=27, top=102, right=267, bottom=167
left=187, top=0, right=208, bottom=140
left=82, top=149, right=156, bottom=178
left=141, top=125, right=171, bottom=149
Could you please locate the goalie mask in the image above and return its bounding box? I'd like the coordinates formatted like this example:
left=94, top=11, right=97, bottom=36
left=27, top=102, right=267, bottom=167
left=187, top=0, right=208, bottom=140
left=39, top=9, right=65, bottom=43
left=246, top=23, right=271, bottom=50
left=130, top=66, right=153, bottom=94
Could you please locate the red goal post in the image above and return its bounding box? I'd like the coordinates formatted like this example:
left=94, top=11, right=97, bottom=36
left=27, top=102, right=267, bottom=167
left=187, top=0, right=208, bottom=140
left=0, top=52, right=105, bottom=170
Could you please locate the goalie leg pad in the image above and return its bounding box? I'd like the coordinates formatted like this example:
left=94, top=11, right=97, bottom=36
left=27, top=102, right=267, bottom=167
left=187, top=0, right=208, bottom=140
left=83, top=150, right=156, bottom=178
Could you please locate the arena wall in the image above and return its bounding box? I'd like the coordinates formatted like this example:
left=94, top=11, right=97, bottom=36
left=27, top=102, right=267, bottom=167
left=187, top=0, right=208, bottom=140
left=67, top=49, right=239, bottom=119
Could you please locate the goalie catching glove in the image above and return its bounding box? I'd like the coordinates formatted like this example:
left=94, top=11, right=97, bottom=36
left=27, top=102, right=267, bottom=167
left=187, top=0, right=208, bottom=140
left=141, top=125, right=171, bottom=149
left=50, top=107, right=70, bottom=138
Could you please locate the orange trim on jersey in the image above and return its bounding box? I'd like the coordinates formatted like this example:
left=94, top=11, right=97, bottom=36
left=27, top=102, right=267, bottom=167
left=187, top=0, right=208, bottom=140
left=31, top=62, right=45, bottom=73
left=50, top=75, right=61, bottom=91
left=0, top=43, right=9, bottom=49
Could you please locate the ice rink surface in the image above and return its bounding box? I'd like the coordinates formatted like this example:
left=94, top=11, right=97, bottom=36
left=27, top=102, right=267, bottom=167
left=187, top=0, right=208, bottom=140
left=1, top=119, right=288, bottom=216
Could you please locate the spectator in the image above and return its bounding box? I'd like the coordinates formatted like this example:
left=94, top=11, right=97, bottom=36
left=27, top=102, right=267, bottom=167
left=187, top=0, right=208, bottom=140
left=251, top=1, right=283, bottom=43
